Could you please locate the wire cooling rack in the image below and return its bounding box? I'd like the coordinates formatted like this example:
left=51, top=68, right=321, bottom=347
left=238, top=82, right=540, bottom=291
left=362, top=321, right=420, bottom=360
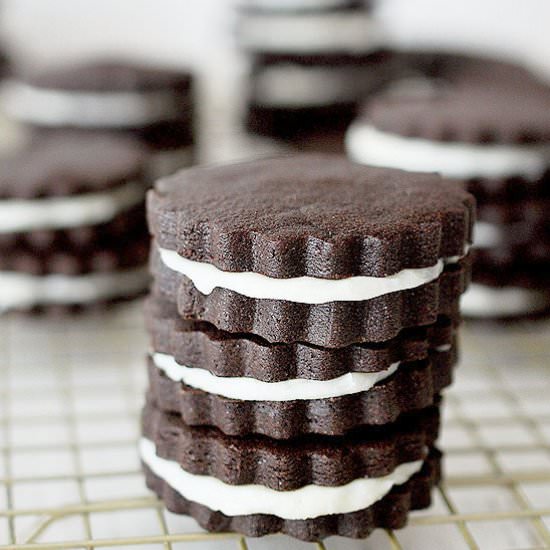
left=1, top=304, right=549, bottom=550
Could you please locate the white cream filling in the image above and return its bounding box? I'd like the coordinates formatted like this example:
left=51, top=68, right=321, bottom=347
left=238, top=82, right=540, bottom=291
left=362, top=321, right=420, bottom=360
left=0, top=181, right=146, bottom=234
left=0, top=267, right=149, bottom=312
left=1, top=80, right=184, bottom=128
left=159, top=246, right=464, bottom=305
left=152, top=351, right=400, bottom=401
left=148, top=146, right=195, bottom=179
left=461, top=283, right=550, bottom=318
left=346, top=124, right=550, bottom=180
left=140, top=438, right=425, bottom=519
left=238, top=12, right=383, bottom=54
left=253, top=64, right=380, bottom=108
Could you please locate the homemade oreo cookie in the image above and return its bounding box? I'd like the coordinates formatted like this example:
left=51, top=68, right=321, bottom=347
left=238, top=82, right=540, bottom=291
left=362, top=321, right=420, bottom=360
left=141, top=399, right=442, bottom=540
left=148, top=155, right=473, bottom=346
left=346, top=58, right=550, bottom=317
left=0, top=133, right=150, bottom=313
left=141, top=154, right=472, bottom=539
left=237, top=0, right=390, bottom=144
left=2, top=61, right=195, bottom=178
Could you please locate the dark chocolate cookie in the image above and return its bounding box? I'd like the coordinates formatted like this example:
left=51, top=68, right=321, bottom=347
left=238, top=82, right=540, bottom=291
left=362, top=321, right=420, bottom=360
left=16, top=61, right=191, bottom=94
left=0, top=132, right=147, bottom=199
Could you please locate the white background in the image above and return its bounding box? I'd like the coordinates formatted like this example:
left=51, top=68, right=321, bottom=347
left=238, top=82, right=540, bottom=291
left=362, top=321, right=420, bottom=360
left=1, top=0, right=549, bottom=78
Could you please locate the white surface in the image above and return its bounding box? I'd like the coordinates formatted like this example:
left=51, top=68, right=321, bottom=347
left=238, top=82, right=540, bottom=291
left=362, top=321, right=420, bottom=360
left=2, top=80, right=184, bottom=127
left=139, top=437, right=426, bottom=519
left=346, top=123, right=550, bottom=180
left=237, top=11, right=382, bottom=54
left=1, top=0, right=549, bottom=79
left=152, top=351, right=400, bottom=401
left=159, top=246, right=464, bottom=305
left=0, top=180, right=146, bottom=233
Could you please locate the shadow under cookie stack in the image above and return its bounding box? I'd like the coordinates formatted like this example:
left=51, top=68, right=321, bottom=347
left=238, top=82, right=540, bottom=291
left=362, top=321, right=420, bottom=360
left=140, top=154, right=474, bottom=541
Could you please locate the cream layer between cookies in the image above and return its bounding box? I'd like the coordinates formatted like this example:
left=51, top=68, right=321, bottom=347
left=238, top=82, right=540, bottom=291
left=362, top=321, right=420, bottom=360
left=238, top=11, right=382, bottom=53
left=152, top=342, right=452, bottom=401
left=253, top=64, right=381, bottom=108
left=0, top=180, right=146, bottom=233
left=461, top=284, right=550, bottom=318
left=346, top=124, right=550, bottom=180
left=2, top=80, right=184, bottom=127
left=140, top=438, right=426, bottom=520
left=158, top=246, right=466, bottom=305
left=0, top=266, right=149, bottom=312
left=152, top=351, right=401, bottom=401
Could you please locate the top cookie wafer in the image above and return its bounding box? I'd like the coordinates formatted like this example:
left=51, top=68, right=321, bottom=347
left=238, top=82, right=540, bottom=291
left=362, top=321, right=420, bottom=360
left=12, top=61, right=191, bottom=93
left=148, top=154, right=473, bottom=279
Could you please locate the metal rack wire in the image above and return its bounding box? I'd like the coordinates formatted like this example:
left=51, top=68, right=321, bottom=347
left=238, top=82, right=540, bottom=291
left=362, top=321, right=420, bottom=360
left=1, top=303, right=549, bottom=550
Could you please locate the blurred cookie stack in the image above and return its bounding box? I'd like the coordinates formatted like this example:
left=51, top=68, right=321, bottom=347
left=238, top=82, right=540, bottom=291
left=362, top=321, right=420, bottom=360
left=236, top=0, right=390, bottom=151
left=346, top=55, right=550, bottom=318
left=2, top=62, right=196, bottom=178
left=0, top=61, right=196, bottom=313
left=140, top=155, right=474, bottom=540
left=0, top=133, right=150, bottom=313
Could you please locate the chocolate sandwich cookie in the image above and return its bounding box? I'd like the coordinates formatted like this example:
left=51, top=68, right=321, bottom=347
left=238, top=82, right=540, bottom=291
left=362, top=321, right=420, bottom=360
left=0, top=133, right=150, bottom=313
left=2, top=62, right=195, bottom=178
left=346, top=59, right=550, bottom=317
left=246, top=52, right=391, bottom=141
left=237, top=0, right=390, bottom=146
left=347, top=80, right=550, bottom=200
left=148, top=154, right=473, bottom=347
left=140, top=432, right=441, bottom=541
left=147, top=344, right=454, bottom=438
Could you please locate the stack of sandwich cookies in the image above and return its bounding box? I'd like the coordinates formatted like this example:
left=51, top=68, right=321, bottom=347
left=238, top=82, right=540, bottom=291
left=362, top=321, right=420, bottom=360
left=0, top=133, right=150, bottom=313
left=2, top=62, right=195, bottom=178
left=346, top=61, right=550, bottom=317
left=237, top=0, right=389, bottom=142
left=141, top=154, right=473, bottom=540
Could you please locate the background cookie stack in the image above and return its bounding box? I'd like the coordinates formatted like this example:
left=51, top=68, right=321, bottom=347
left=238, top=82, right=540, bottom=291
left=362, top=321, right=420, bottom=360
left=141, top=154, right=474, bottom=540
left=346, top=55, right=550, bottom=318
left=0, top=60, right=196, bottom=315
left=1, top=61, right=196, bottom=178
left=236, top=0, right=390, bottom=150
left=0, top=132, right=150, bottom=313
